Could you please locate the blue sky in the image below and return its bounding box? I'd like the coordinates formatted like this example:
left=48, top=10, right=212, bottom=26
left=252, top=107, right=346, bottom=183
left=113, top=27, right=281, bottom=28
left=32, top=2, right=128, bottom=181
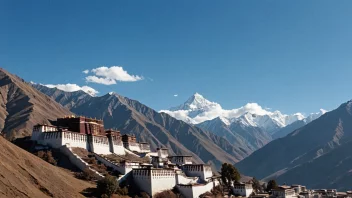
left=1, top=0, right=352, bottom=114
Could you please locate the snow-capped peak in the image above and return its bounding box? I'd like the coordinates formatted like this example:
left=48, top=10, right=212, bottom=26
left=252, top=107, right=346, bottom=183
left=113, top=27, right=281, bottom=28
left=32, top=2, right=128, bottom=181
left=304, top=109, right=327, bottom=123
left=169, top=93, right=220, bottom=111
left=160, top=92, right=326, bottom=134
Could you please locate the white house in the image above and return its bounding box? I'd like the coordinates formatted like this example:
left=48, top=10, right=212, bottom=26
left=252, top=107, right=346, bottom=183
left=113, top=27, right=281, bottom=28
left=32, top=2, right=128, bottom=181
left=271, top=186, right=297, bottom=198
left=169, top=155, right=193, bottom=165
left=181, top=164, right=213, bottom=183
left=232, top=183, right=254, bottom=197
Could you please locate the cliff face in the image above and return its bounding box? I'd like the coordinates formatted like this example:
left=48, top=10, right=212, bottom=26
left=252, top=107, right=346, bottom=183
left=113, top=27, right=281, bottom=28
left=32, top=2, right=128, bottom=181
left=0, top=68, right=72, bottom=139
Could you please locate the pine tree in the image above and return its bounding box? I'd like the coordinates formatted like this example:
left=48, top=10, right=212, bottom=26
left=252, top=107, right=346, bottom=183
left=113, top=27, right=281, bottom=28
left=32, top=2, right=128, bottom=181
left=220, top=163, right=241, bottom=187
left=266, top=180, right=278, bottom=192
left=252, top=177, right=263, bottom=193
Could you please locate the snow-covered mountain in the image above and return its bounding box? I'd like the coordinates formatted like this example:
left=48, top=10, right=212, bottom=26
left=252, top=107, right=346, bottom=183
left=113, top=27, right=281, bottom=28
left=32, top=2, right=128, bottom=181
left=161, top=93, right=326, bottom=134
left=273, top=109, right=328, bottom=139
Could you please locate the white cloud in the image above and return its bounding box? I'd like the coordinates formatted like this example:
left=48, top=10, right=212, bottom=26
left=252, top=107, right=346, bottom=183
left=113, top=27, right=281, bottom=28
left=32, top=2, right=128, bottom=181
left=85, top=76, right=116, bottom=85
left=85, top=66, right=143, bottom=85
left=174, top=94, right=178, bottom=97
left=82, top=69, right=89, bottom=74
left=44, top=83, right=99, bottom=96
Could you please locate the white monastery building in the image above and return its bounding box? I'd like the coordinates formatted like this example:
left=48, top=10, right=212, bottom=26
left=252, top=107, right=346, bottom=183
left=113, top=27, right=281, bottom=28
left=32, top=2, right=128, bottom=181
left=31, top=116, right=220, bottom=198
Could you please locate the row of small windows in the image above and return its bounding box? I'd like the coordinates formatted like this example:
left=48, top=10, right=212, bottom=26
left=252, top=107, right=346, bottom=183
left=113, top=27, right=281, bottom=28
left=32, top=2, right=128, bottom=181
left=63, top=133, right=87, bottom=141
left=93, top=137, right=109, bottom=144
left=44, top=132, right=61, bottom=139
left=183, top=165, right=205, bottom=171
left=133, top=170, right=175, bottom=176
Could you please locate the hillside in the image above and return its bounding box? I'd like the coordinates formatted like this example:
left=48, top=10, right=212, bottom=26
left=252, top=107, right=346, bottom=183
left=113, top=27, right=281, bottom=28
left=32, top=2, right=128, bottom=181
left=33, top=85, right=242, bottom=168
left=196, top=117, right=271, bottom=158
left=0, top=136, right=92, bottom=197
left=0, top=68, right=72, bottom=139
left=236, top=100, right=352, bottom=190
left=265, top=138, right=352, bottom=191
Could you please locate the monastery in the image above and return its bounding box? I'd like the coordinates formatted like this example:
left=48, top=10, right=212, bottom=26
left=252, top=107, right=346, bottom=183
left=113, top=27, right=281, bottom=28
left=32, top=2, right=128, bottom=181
left=31, top=116, right=219, bottom=198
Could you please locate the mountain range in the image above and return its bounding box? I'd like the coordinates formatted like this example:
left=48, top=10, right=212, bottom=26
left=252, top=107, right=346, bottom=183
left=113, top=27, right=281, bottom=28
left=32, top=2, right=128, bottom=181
left=236, top=100, right=352, bottom=190
left=2, top=67, right=352, bottom=190
left=32, top=83, right=245, bottom=168
left=160, top=93, right=326, bottom=154
left=161, top=93, right=325, bottom=135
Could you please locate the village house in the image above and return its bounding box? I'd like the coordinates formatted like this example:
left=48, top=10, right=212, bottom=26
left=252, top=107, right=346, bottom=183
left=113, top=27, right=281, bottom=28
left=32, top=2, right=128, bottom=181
left=232, top=182, right=254, bottom=197
left=271, top=185, right=297, bottom=198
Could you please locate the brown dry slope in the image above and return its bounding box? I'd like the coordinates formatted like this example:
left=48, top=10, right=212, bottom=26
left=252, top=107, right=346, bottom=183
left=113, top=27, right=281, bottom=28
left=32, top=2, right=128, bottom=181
left=0, top=68, right=72, bottom=139
left=0, top=136, right=93, bottom=198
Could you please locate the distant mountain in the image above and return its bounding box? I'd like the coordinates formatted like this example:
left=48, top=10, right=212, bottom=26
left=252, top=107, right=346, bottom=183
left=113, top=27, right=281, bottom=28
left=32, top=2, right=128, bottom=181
left=273, top=109, right=327, bottom=139
left=34, top=85, right=243, bottom=168
left=161, top=93, right=320, bottom=135
left=236, top=100, right=352, bottom=190
left=0, top=68, right=72, bottom=139
left=196, top=117, right=272, bottom=156
left=33, top=83, right=91, bottom=109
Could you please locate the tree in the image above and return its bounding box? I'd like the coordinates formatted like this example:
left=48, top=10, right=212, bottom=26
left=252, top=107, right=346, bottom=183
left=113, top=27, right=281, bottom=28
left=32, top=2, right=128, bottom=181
left=97, top=175, right=118, bottom=197
left=252, top=178, right=263, bottom=193
left=220, top=163, right=241, bottom=187
left=266, top=180, right=278, bottom=192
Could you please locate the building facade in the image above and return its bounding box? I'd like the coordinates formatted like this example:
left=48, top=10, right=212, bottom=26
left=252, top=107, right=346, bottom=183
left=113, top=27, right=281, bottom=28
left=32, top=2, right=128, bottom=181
left=233, top=183, right=254, bottom=197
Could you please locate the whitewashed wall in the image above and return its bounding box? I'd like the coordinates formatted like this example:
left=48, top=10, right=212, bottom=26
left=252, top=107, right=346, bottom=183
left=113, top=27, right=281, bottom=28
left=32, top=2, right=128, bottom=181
left=41, top=132, right=63, bottom=148
left=177, top=181, right=216, bottom=198
left=150, top=169, right=177, bottom=195
left=112, top=142, right=125, bottom=155
left=62, top=132, right=88, bottom=149
left=133, top=169, right=152, bottom=196
left=91, top=136, right=111, bottom=155
left=232, top=186, right=253, bottom=197
left=175, top=171, right=198, bottom=185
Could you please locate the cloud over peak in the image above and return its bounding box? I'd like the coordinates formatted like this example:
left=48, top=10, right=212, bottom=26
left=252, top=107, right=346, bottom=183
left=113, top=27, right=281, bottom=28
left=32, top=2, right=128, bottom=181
left=85, top=66, right=143, bottom=85
left=44, top=83, right=99, bottom=96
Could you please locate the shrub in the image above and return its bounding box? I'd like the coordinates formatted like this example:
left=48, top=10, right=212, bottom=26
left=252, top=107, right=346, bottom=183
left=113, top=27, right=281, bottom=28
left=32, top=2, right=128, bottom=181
left=86, top=157, right=98, bottom=165
left=75, top=168, right=97, bottom=181
left=36, top=150, right=57, bottom=165
left=115, top=186, right=128, bottom=195
left=154, top=190, right=177, bottom=198
left=211, top=185, right=223, bottom=196
left=199, top=191, right=213, bottom=198
left=97, top=175, right=118, bottom=197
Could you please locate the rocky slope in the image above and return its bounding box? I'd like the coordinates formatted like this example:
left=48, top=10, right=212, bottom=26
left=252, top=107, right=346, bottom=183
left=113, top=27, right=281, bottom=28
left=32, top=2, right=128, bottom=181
left=236, top=100, right=352, bottom=190
left=0, top=68, right=72, bottom=139
left=0, top=136, right=93, bottom=197
left=196, top=117, right=271, bottom=156
left=264, top=137, right=352, bottom=191
left=33, top=85, right=242, bottom=168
